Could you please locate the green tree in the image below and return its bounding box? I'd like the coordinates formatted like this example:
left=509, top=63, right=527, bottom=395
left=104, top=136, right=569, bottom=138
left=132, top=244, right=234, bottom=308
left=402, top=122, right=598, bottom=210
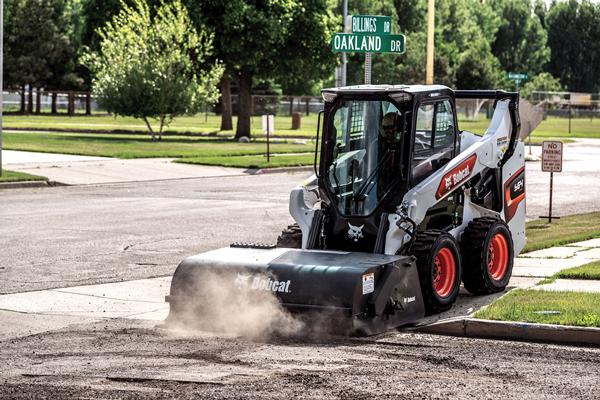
left=455, top=39, right=505, bottom=89
left=83, top=0, right=223, bottom=141
left=433, top=0, right=504, bottom=89
left=361, top=0, right=504, bottom=89
left=520, top=72, right=564, bottom=99
left=533, top=0, right=547, bottom=28
left=546, top=0, right=600, bottom=92
left=489, top=0, right=549, bottom=76
left=187, top=0, right=337, bottom=138
left=3, top=0, right=79, bottom=111
left=80, top=0, right=161, bottom=51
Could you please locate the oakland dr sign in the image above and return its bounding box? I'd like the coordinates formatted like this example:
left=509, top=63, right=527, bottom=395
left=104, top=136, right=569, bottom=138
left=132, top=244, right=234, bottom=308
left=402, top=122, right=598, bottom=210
left=332, top=33, right=405, bottom=54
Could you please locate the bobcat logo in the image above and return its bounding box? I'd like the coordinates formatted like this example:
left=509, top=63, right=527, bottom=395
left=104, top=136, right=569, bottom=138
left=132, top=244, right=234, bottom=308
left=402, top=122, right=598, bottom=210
left=444, top=176, right=453, bottom=190
left=347, top=223, right=364, bottom=242
left=234, top=273, right=251, bottom=288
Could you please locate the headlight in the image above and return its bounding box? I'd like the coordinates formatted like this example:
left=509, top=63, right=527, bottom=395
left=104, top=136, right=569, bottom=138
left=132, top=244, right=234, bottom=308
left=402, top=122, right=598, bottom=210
left=322, top=92, right=338, bottom=103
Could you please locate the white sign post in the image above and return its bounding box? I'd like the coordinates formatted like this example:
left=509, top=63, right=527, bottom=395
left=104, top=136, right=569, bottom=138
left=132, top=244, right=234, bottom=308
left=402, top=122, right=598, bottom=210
left=541, top=141, right=563, bottom=223
left=262, top=115, right=274, bottom=163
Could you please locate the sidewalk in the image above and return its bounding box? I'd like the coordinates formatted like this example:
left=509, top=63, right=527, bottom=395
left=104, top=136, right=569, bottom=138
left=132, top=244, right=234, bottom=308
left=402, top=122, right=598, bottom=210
left=3, top=150, right=247, bottom=185
left=513, top=237, right=600, bottom=292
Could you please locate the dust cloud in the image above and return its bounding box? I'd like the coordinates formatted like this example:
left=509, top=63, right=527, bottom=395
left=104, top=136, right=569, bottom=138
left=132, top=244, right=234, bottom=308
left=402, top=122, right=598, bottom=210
left=166, top=270, right=305, bottom=340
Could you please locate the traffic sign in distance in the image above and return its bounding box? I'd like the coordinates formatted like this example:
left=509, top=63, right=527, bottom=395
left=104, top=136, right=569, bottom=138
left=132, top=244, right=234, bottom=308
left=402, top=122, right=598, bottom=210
left=262, top=115, right=274, bottom=135
left=542, top=141, right=563, bottom=172
left=350, top=15, right=392, bottom=35
left=332, top=33, right=405, bottom=54
left=508, top=72, right=528, bottom=81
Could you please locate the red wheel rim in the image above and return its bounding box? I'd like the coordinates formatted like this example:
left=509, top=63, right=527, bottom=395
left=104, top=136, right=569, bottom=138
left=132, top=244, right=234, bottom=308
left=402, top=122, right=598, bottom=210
left=488, top=233, right=509, bottom=281
left=433, top=248, right=456, bottom=298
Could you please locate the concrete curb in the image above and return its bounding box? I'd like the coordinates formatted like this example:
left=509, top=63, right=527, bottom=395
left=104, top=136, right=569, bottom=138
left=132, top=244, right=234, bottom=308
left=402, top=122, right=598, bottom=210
left=411, top=318, right=600, bottom=347
left=0, top=180, right=66, bottom=190
left=248, top=166, right=313, bottom=175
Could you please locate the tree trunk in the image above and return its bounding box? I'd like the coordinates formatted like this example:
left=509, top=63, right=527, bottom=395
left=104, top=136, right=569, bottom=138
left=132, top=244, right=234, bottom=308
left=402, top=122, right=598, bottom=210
left=20, top=86, right=25, bottom=113
left=144, top=117, right=156, bottom=141
left=220, top=74, right=233, bottom=131
left=68, top=92, right=75, bottom=116
left=51, top=93, right=57, bottom=114
left=36, top=88, right=41, bottom=114
left=235, top=70, right=252, bottom=139
left=86, top=93, right=91, bottom=115
left=158, top=116, right=165, bottom=141
left=27, top=86, right=33, bottom=114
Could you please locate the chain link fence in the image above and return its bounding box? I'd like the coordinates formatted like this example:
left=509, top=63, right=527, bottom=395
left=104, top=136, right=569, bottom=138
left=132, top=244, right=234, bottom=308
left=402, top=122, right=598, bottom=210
left=2, top=90, right=97, bottom=115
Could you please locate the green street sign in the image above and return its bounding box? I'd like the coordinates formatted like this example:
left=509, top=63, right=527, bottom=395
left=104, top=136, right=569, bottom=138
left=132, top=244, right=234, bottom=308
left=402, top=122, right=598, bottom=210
left=508, top=72, right=528, bottom=81
left=332, top=33, right=405, bottom=54
left=350, top=15, right=392, bottom=35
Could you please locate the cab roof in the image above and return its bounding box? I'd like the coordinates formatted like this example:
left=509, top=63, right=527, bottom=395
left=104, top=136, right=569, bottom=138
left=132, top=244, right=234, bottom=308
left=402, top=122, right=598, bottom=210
left=322, top=84, right=451, bottom=96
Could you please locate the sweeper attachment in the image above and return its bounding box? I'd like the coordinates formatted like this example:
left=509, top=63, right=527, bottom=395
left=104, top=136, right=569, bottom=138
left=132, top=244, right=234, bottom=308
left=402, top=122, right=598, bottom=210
left=166, top=85, right=526, bottom=336
left=166, top=246, right=424, bottom=336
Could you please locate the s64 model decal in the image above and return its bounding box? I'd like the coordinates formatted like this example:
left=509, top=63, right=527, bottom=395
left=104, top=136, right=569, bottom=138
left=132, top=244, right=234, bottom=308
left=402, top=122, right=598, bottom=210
left=504, top=166, right=525, bottom=222
left=435, top=154, right=477, bottom=200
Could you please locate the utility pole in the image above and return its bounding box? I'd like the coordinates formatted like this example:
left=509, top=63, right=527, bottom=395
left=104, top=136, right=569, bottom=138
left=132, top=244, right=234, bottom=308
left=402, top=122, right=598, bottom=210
left=425, top=0, right=435, bottom=85
left=1, top=0, right=4, bottom=177
left=341, top=0, right=348, bottom=86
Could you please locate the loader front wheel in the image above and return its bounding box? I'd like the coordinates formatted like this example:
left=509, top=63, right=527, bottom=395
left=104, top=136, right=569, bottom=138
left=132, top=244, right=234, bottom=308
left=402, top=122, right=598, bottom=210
left=460, top=217, right=514, bottom=295
left=412, top=231, right=462, bottom=315
left=276, top=223, right=302, bottom=248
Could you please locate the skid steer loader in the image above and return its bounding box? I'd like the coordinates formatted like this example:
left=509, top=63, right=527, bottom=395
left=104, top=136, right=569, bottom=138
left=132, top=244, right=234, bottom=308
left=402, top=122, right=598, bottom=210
left=166, top=85, right=526, bottom=336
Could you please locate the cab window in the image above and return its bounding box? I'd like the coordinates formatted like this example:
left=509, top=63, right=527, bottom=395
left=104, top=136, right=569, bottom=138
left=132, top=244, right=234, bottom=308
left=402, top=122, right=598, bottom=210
left=411, top=99, right=456, bottom=185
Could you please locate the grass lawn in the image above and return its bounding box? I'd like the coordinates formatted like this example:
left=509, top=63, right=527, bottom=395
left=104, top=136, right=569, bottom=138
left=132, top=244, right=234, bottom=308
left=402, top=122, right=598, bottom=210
left=0, top=170, right=47, bottom=183
left=177, top=153, right=315, bottom=169
left=474, top=289, right=600, bottom=327
left=5, top=113, right=599, bottom=140
left=524, top=212, right=600, bottom=253
left=3, top=131, right=315, bottom=159
left=538, top=261, right=600, bottom=285
left=4, top=114, right=319, bottom=138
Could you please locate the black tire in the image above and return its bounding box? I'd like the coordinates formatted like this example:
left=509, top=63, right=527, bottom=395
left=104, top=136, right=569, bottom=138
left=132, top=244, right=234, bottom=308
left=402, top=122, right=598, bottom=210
left=461, top=217, right=514, bottom=295
left=276, top=223, right=302, bottom=248
left=412, top=230, right=462, bottom=315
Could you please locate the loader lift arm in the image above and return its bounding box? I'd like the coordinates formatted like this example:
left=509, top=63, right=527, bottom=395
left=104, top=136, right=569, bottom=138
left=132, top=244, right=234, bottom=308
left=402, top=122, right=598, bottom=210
left=454, top=90, right=521, bottom=166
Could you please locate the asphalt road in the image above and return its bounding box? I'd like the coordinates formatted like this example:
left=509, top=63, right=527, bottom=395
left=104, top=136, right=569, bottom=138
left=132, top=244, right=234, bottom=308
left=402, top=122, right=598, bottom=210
left=0, top=172, right=297, bottom=294
left=0, top=319, right=598, bottom=399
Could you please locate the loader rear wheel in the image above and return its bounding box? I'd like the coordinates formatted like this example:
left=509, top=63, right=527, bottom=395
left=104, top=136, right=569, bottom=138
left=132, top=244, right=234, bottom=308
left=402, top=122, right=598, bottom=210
left=412, top=230, right=462, bottom=315
left=461, top=217, right=513, bottom=295
left=276, top=223, right=302, bottom=248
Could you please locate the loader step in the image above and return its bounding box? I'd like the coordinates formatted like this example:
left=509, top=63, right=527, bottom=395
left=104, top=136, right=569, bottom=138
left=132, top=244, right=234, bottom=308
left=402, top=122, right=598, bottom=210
left=230, top=242, right=276, bottom=249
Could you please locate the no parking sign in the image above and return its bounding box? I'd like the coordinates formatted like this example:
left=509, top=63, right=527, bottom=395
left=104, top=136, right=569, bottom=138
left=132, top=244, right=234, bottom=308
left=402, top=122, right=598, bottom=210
left=542, top=141, right=563, bottom=172
left=540, top=141, right=563, bottom=223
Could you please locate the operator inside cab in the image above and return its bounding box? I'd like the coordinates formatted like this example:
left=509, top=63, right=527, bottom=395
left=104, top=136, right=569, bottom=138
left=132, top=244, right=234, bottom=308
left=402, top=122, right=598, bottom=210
left=377, top=109, right=403, bottom=199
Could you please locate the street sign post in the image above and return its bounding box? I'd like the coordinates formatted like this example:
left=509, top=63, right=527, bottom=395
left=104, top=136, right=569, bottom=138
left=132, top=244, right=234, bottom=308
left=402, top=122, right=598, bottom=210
left=540, top=141, right=563, bottom=223
left=331, top=15, right=405, bottom=84
left=262, top=115, right=274, bottom=163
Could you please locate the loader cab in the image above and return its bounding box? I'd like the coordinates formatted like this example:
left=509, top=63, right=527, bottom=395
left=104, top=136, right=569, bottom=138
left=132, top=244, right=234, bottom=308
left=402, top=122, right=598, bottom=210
left=319, top=85, right=459, bottom=252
